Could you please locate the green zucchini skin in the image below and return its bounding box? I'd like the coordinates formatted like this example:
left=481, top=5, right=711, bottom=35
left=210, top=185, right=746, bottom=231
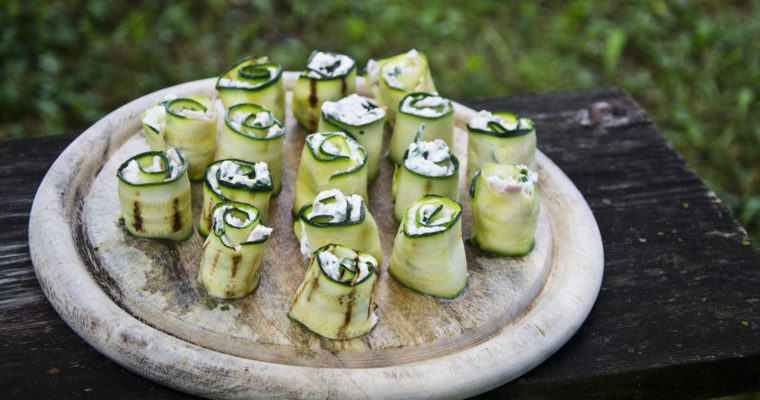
left=388, top=194, right=467, bottom=299
left=392, top=142, right=459, bottom=223
left=199, top=159, right=274, bottom=237
left=292, top=132, right=368, bottom=215
left=140, top=95, right=217, bottom=182
left=364, top=49, right=437, bottom=123
left=469, top=163, right=539, bottom=256
left=198, top=201, right=272, bottom=299
left=466, top=111, right=537, bottom=184
left=317, top=94, right=386, bottom=181
left=288, top=244, right=378, bottom=340
left=294, top=189, right=382, bottom=263
left=216, top=56, right=286, bottom=122
left=388, top=92, right=454, bottom=163
left=116, top=149, right=193, bottom=241
left=292, top=50, right=357, bottom=132
left=218, top=103, right=285, bottom=195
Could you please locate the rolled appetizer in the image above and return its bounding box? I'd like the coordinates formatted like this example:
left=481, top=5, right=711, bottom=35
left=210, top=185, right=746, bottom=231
left=141, top=94, right=217, bottom=181
left=216, top=56, right=286, bottom=122
left=288, top=244, right=378, bottom=340
left=199, top=159, right=274, bottom=237
left=294, top=189, right=382, bottom=262
left=292, top=50, right=357, bottom=131
left=388, top=92, right=454, bottom=163
left=469, top=164, right=539, bottom=256
left=365, top=49, right=436, bottom=123
left=318, top=94, right=386, bottom=181
left=218, top=103, right=285, bottom=194
left=116, top=148, right=193, bottom=241
left=466, top=110, right=537, bottom=183
left=293, top=132, right=368, bottom=215
left=198, top=201, right=272, bottom=299
left=389, top=194, right=467, bottom=299
left=393, top=128, right=459, bottom=222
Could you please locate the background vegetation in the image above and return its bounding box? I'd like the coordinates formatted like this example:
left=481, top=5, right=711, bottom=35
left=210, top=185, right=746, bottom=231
left=1, top=0, right=758, bottom=241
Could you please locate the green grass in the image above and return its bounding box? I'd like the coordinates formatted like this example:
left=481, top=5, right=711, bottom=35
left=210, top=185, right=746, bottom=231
left=1, top=0, right=758, bottom=241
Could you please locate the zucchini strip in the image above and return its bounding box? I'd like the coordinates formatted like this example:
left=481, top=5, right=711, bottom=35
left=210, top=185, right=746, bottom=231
left=392, top=126, right=459, bottom=222
left=288, top=244, right=378, bottom=340
left=388, top=92, right=454, bottom=163
left=469, top=164, right=539, bottom=256
left=198, top=201, right=272, bottom=299
left=389, top=194, right=467, bottom=299
left=216, top=56, right=286, bottom=122
left=218, top=103, right=285, bottom=195
left=318, top=94, right=386, bottom=181
left=141, top=94, right=218, bottom=181
left=199, top=159, right=274, bottom=237
left=294, top=189, right=382, bottom=263
left=466, top=110, right=537, bottom=183
left=116, top=148, right=193, bottom=241
left=293, top=132, right=368, bottom=215
left=292, top=50, right=357, bottom=131
left=365, top=49, right=436, bottom=123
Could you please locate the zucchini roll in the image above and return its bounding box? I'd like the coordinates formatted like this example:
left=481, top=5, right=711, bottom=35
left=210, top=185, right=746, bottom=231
left=116, top=148, right=193, bottom=241
left=365, top=49, right=437, bottom=123
left=218, top=103, right=285, bottom=195
left=389, top=194, right=466, bottom=299
left=141, top=94, right=217, bottom=181
left=199, top=159, right=274, bottom=237
left=198, top=201, right=272, bottom=299
left=293, top=132, right=368, bottom=215
left=466, top=110, right=537, bottom=183
left=388, top=92, right=454, bottom=163
left=292, top=50, right=357, bottom=131
left=469, top=164, right=539, bottom=256
left=318, top=94, right=386, bottom=181
left=288, top=244, right=378, bottom=340
left=392, top=129, right=459, bottom=222
left=216, top=56, right=286, bottom=122
left=294, top=189, right=382, bottom=262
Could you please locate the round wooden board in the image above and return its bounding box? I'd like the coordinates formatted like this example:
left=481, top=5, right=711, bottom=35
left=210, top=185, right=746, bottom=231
left=29, top=74, right=603, bottom=399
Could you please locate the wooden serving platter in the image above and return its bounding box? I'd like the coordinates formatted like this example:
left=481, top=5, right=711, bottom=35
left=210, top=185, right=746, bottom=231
left=29, top=74, right=603, bottom=399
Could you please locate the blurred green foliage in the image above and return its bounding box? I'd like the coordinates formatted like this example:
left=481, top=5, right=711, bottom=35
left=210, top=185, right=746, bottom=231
left=1, top=0, right=758, bottom=241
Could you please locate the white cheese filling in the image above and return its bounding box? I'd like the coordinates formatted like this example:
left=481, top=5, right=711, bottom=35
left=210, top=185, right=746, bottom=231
left=318, top=249, right=375, bottom=283
left=208, top=160, right=271, bottom=192
left=305, top=52, right=354, bottom=78
left=468, top=110, right=531, bottom=131
left=381, top=49, right=425, bottom=90
left=485, top=165, right=538, bottom=196
left=218, top=66, right=279, bottom=88
left=121, top=149, right=181, bottom=184
left=247, top=224, right=273, bottom=242
left=400, top=94, right=451, bottom=118
left=406, top=200, right=456, bottom=235
left=321, top=94, right=385, bottom=126
left=229, top=110, right=281, bottom=137
left=404, top=139, right=455, bottom=176
left=142, top=105, right=166, bottom=132
left=180, top=108, right=215, bottom=121
left=212, top=204, right=270, bottom=249
left=306, top=189, right=363, bottom=223
left=308, top=132, right=365, bottom=164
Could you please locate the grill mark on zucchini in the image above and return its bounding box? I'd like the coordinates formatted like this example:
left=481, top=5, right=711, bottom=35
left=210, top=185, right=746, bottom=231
left=307, top=277, right=319, bottom=301
left=231, top=254, right=241, bottom=278
left=309, top=79, right=318, bottom=107
left=172, top=197, right=182, bottom=232
left=341, top=76, right=347, bottom=97
left=132, top=201, right=143, bottom=232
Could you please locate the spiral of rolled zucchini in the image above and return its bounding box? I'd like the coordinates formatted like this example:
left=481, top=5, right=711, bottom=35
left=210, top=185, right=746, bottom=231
left=318, top=94, right=386, bottom=181
left=469, top=164, right=539, bottom=256
left=217, top=103, right=285, bottom=195
left=141, top=95, right=217, bottom=181
left=466, top=111, right=537, bottom=183
left=216, top=56, right=286, bottom=122
left=293, top=132, right=368, bottom=215
left=389, top=194, right=467, bottom=299
left=388, top=92, right=454, bottom=163
left=199, top=159, right=273, bottom=237
left=288, top=243, right=378, bottom=340
left=393, top=128, right=459, bottom=222
left=198, top=201, right=272, bottom=299
left=116, top=148, right=193, bottom=241
left=365, top=49, right=436, bottom=123
left=294, top=189, right=382, bottom=262
left=292, top=50, right=357, bottom=131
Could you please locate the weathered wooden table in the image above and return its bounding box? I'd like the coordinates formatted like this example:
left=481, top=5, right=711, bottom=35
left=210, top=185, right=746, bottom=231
left=2, top=87, right=759, bottom=399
